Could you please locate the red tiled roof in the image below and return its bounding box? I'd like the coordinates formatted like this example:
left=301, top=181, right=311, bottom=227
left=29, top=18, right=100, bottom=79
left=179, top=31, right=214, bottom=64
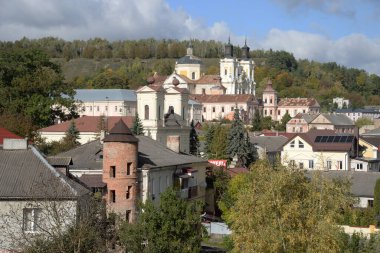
left=278, top=98, right=319, bottom=107
left=0, top=127, right=23, bottom=144
left=263, top=80, right=276, bottom=92
left=195, top=75, right=221, bottom=85
left=190, top=94, right=255, bottom=103
left=39, top=116, right=134, bottom=133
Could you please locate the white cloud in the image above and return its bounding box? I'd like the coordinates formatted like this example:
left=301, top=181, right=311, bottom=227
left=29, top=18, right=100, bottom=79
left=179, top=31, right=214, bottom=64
left=0, top=0, right=230, bottom=41
left=258, top=29, right=380, bottom=75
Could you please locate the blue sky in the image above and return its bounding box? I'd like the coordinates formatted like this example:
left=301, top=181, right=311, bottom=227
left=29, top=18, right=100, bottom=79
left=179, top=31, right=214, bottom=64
left=0, top=0, right=379, bottom=75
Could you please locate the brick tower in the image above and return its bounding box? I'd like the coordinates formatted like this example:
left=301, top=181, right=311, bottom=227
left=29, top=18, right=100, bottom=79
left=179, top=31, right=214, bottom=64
left=102, top=119, right=139, bottom=222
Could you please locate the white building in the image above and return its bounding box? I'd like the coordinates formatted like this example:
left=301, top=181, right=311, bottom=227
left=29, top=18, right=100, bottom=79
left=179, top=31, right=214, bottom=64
left=333, top=97, right=350, bottom=109
left=73, top=89, right=136, bottom=117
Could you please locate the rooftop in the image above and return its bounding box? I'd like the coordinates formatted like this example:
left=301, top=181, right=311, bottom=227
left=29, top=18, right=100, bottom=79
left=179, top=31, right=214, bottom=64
left=73, top=89, right=136, bottom=102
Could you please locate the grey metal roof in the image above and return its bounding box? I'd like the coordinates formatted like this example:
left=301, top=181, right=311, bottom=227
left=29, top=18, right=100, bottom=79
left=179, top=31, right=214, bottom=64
left=55, top=140, right=103, bottom=170
left=320, top=113, right=354, bottom=126
left=56, top=137, right=207, bottom=171
left=362, top=127, right=380, bottom=136
left=47, top=156, right=73, bottom=166
left=250, top=136, right=289, bottom=152
left=176, top=55, right=203, bottom=65
left=73, top=89, right=136, bottom=102
left=0, top=146, right=90, bottom=199
left=308, top=171, right=380, bottom=198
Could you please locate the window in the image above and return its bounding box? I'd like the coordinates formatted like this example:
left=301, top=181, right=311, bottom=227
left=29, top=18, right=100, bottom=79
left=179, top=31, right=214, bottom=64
left=126, top=186, right=132, bottom=199
left=293, top=127, right=296, bottom=132
left=222, top=107, right=224, bottom=113
left=356, top=163, right=363, bottom=170
left=202, top=88, right=206, bottom=95
left=338, top=161, right=343, bottom=170
left=144, top=105, right=149, bottom=120
left=97, top=106, right=99, bottom=112
left=115, top=106, right=117, bottom=112
left=368, top=200, right=374, bottom=208
left=105, top=106, right=108, bottom=111
left=89, top=106, right=92, bottom=111
left=299, top=162, right=304, bottom=169
left=278, top=110, right=280, bottom=115
left=203, top=107, right=206, bottom=112
left=303, top=110, right=306, bottom=113
left=212, top=107, right=215, bottom=113
left=110, top=190, right=116, bottom=203
left=158, top=105, right=161, bottom=120
left=82, top=107, right=85, bottom=112
left=294, top=109, right=297, bottom=115
left=290, top=160, right=295, bottom=166
left=290, top=140, right=295, bottom=148
left=286, top=110, right=289, bottom=114
left=300, top=127, right=303, bottom=133
left=110, top=166, right=116, bottom=178
left=231, top=107, right=234, bottom=112
left=224, top=69, right=227, bottom=75
left=264, top=99, right=267, bottom=104
left=183, top=107, right=185, bottom=120
left=309, top=160, right=314, bottom=169
left=264, top=110, right=267, bottom=116
left=270, top=110, right=272, bottom=115
left=298, top=141, right=304, bottom=148
left=127, top=162, right=132, bottom=175
left=327, top=161, right=332, bottom=170
left=23, top=208, right=41, bottom=232
left=270, top=99, right=272, bottom=103
left=192, top=72, right=195, bottom=80
left=126, top=210, right=131, bottom=223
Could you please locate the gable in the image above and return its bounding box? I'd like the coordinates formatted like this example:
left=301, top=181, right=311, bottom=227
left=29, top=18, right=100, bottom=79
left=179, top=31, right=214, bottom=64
left=311, top=114, right=331, bottom=124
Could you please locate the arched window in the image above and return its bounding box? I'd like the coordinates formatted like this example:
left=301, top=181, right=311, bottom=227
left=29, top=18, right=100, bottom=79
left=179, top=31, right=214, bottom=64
left=192, top=72, right=195, bottom=80
left=158, top=105, right=161, bottom=120
left=144, top=105, right=149, bottom=120
left=224, top=69, right=227, bottom=75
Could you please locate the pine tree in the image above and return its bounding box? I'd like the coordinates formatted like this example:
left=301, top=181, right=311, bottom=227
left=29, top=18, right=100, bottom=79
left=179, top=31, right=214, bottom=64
left=60, top=120, right=80, bottom=151
left=251, top=109, right=262, bottom=131
left=189, top=120, right=200, bottom=156
left=132, top=113, right=144, bottom=135
left=204, top=124, right=216, bottom=158
left=276, top=111, right=291, bottom=131
left=227, top=109, right=256, bottom=167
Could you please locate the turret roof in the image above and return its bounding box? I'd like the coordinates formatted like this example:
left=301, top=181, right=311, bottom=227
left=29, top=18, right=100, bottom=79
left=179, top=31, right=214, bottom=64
left=103, top=119, right=138, bottom=143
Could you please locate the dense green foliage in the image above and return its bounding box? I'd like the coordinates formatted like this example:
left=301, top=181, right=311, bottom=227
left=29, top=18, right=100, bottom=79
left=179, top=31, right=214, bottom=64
left=227, top=110, right=257, bottom=167
left=189, top=120, right=200, bottom=156
left=203, top=123, right=229, bottom=159
left=0, top=47, right=76, bottom=137
left=251, top=109, right=262, bottom=131
left=374, top=178, right=380, bottom=217
left=118, top=188, right=203, bottom=253
left=132, top=113, right=144, bottom=135
left=220, top=159, right=356, bottom=253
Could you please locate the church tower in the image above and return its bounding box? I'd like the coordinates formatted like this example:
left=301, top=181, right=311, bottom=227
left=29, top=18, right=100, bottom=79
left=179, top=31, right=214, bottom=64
left=175, top=41, right=203, bottom=80
left=220, top=37, right=238, bottom=94
left=239, top=39, right=256, bottom=95
left=102, top=119, right=139, bottom=222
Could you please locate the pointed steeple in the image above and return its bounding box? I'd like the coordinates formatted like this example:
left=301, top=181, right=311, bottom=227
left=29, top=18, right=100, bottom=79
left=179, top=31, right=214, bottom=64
left=224, top=36, right=233, bottom=58
left=103, top=119, right=138, bottom=143
left=241, top=37, right=250, bottom=59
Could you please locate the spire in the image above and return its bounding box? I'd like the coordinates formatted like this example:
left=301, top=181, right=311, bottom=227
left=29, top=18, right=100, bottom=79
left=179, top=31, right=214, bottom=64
left=186, top=39, right=193, bottom=56
left=241, top=37, right=250, bottom=59
left=225, top=36, right=233, bottom=58
left=103, top=119, right=138, bottom=143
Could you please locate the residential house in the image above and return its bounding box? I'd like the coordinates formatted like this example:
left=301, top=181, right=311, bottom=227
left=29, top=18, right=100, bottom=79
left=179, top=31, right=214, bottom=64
left=261, top=80, right=320, bottom=122
left=354, top=136, right=380, bottom=172
left=0, top=127, right=24, bottom=144
left=281, top=129, right=357, bottom=171
left=286, top=113, right=319, bottom=133
left=250, top=135, right=288, bottom=163
left=0, top=138, right=90, bottom=252
left=38, top=116, right=133, bottom=144
left=309, top=113, right=356, bottom=134
left=361, top=127, right=380, bottom=137
left=308, top=171, right=380, bottom=208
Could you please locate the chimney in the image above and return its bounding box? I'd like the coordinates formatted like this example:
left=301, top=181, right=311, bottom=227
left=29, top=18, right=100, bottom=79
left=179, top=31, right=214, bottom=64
left=100, top=130, right=106, bottom=144
left=3, top=138, right=27, bottom=150
left=167, top=135, right=180, bottom=153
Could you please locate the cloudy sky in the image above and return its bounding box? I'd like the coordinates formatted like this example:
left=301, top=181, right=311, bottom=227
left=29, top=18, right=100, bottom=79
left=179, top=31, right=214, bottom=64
left=1, top=0, right=379, bottom=75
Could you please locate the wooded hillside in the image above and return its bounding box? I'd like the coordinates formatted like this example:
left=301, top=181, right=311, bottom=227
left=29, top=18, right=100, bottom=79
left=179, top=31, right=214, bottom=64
left=1, top=37, right=379, bottom=112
